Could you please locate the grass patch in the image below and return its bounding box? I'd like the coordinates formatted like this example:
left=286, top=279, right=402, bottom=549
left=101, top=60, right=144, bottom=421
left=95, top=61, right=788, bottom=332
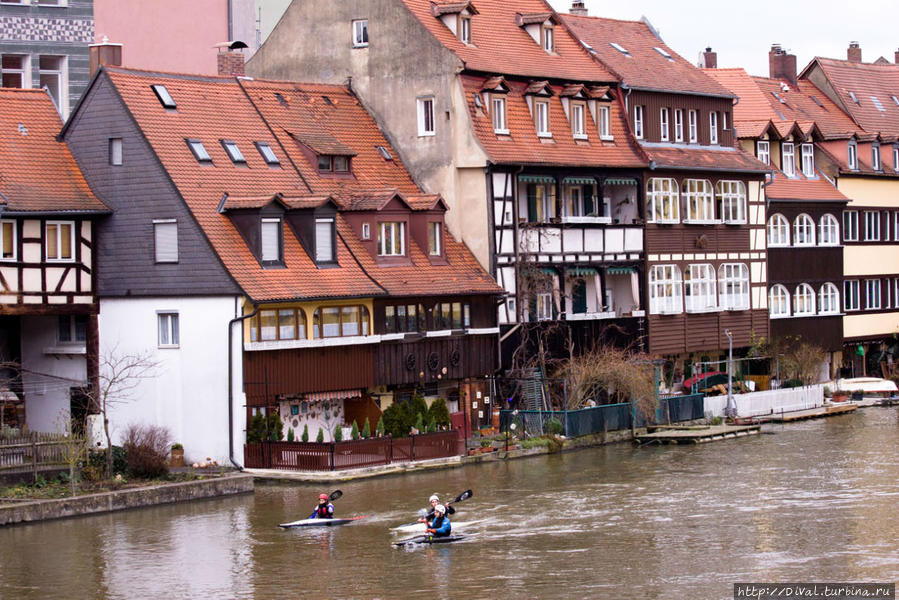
left=0, top=472, right=213, bottom=502
left=519, top=437, right=554, bottom=449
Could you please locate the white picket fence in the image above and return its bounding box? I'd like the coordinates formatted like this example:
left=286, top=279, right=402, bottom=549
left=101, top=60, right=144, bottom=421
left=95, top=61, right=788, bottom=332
left=704, top=385, right=825, bottom=418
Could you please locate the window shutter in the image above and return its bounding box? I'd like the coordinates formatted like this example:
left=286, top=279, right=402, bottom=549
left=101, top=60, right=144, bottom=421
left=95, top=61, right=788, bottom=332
left=315, top=219, right=333, bottom=262
left=154, top=222, right=178, bottom=263
left=261, top=220, right=280, bottom=262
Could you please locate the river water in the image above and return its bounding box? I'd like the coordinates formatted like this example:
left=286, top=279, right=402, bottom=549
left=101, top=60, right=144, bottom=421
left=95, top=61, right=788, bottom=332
left=2, top=409, right=898, bottom=599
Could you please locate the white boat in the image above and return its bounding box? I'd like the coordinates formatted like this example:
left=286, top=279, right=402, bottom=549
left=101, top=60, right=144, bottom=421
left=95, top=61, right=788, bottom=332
left=391, top=519, right=483, bottom=535
left=279, top=516, right=367, bottom=528
left=828, top=377, right=898, bottom=406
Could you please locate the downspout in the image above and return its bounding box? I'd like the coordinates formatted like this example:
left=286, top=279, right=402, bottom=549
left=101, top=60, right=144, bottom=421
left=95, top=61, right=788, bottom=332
left=228, top=301, right=258, bottom=470
left=622, top=83, right=632, bottom=115
left=227, top=0, right=233, bottom=41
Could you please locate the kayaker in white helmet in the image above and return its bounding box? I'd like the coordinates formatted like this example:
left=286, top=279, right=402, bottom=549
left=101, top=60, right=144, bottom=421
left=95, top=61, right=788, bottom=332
left=426, top=503, right=451, bottom=537
left=419, top=493, right=456, bottom=522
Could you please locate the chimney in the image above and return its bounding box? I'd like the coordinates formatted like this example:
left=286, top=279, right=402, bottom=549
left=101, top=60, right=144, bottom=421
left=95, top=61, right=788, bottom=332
left=217, top=46, right=246, bottom=77
left=894, top=48, right=899, bottom=64
left=569, top=1, right=588, bottom=15
left=768, top=44, right=797, bottom=86
left=89, top=36, right=122, bottom=77
left=699, top=47, right=717, bottom=69
left=847, top=41, right=862, bottom=63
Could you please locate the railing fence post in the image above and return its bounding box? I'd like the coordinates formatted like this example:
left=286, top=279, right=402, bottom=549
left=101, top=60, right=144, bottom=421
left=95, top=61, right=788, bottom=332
left=330, top=442, right=335, bottom=471
left=411, top=433, right=416, bottom=460
left=31, top=435, right=37, bottom=481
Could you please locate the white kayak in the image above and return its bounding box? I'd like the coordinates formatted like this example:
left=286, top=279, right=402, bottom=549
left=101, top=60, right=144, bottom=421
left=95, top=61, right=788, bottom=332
left=391, top=519, right=482, bottom=535
left=279, top=516, right=367, bottom=528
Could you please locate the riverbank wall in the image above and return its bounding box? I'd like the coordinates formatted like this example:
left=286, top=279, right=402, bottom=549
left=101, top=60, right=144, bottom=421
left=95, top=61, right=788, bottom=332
left=0, top=473, right=254, bottom=526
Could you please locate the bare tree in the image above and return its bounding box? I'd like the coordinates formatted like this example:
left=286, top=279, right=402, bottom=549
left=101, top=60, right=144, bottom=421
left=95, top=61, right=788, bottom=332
left=554, top=345, right=656, bottom=418
left=55, top=412, right=89, bottom=497
left=90, top=347, right=159, bottom=478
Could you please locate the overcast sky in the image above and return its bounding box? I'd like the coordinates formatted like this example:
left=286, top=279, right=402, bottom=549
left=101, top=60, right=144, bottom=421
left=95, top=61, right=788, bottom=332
left=546, top=0, right=899, bottom=77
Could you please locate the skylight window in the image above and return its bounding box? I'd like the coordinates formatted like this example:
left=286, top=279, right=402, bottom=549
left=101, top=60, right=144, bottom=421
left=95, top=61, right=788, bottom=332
left=892, top=95, right=899, bottom=106
left=871, top=96, right=885, bottom=112
left=275, top=93, right=288, bottom=106
left=151, top=84, right=176, bottom=109
left=580, top=40, right=596, bottom=54
left=221, top=140, right=246, bottom=164
left=376, top=145, right=393, bottom=161
left=653, top=47, right=673, bottom=61
left=255, top=142, right=280, bottom=166
left=771, top=91, right=786, bottom=104
left=186, top=139, right=211, bottom=163
left=610, top=42, right=631, bottom=57
left=810, top=95, right=824, bottom=108
left=848, top=91, right=859, bottom=104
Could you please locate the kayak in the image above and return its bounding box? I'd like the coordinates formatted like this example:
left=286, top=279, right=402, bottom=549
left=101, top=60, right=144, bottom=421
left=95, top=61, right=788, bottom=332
left=279, top=516, right=367, bottom=528
left=391, top=520, right=482, bottom=535
left=394, top=534, right=466, bottom=547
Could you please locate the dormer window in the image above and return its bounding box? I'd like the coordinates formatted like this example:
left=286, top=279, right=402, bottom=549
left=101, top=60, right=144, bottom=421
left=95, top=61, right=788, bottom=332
left=709, top=112, right=718, bottom=145
left=428, top=222, right=442, bottom=255
left=757, top=140, right=770, bottom=164
left=571, top=102, right=586, bottom=139
left=261, top=218, right=282, bottom=264
left=255, top=142, right=280, bottom=166
left=660, top=108, right=669, bottom=142
left=872, top=144, right=882, bottom=171
left=893, top=147, right=899, bottom=173
left=220, top=140, right=246, bottom=165
left=151, top=84, right=176, bottom=109
left=634, top=105, right=644, bottom=139
left=598, top=105, right=612, bottom=140
left=782, top=142, right=796, bottom=177
left=492, top=96, right=508, bottom=134
left=688, top=110, right=698, bottom=143
left=378, top=221, right=405, bottom=256
left=186, top=139, right=211, bottom=164
left=315, top=218, right=335, bottom=263
left=801, top=143, right=815, bottom=176
left=361, top=222, right=370, bottom=240
left=318, top=155, right=350, bottom=172
left=848, top=142, right=858, bottom=170
left=674, top=109, right=684, bottom=142
left=542, top=25, right=554, bottom=52
left=535, top=100, right=551, bottom=137
left=460, top=15, right=471, bottom=44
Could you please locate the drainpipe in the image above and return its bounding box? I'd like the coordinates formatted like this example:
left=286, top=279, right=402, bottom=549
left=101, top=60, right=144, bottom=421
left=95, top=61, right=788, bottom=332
left=725, top=329, right=735, bottom=419
left=228, top=302, right=258, bottom=470
left=622, top=83, right=632, bottom=115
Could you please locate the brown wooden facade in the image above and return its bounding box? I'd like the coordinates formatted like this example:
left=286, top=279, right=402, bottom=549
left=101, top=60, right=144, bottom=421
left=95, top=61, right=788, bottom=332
left=627, top=91, right=735, bottom=148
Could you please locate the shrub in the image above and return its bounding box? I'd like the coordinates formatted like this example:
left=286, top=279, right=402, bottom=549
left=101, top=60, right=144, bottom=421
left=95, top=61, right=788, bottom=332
left=316, top=428, right=324, bottom=443
left=88, top=445, right=128, bottom=477
left=334, top=424, right=343, bottom=442
left=351, top=421, right=360, bottom=440
left=413, top=412, right=424, bottom=434
left=246, top=413, right=266, bottom=443
left=301, top=424, right=309, bottom=443
left=375, top=416, right=385, bottom=437
left=171, top=442, right=183, bottom=451
left=409, top=394, right=428, bottom=421
left=381, top=402, right=413, bottom=438
left=426, top=398, right=451, bottom=428
left=122, top=424, right=171, bottom=479
left=427, top=415, right=436, bottom=433
left=545, top=417, right=563, bottom=436
left=362, top=418, right=371, bottom=439
left=286, top=428, right=295, bottom=442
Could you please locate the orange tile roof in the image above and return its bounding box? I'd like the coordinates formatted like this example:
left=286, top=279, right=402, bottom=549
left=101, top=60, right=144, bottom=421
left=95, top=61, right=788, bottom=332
left=398, top=0, right=614, bottom=82
left=0, top=89, right=107, bottom=214
left=642, top=145, right=769, bottom=174
left=765, top=169, right=849, bottom=202
left=805, top=58, right=899, bottom=135
left=561, top=14, right=733, bottom=98
left=462, top=74, right=646, bottom=168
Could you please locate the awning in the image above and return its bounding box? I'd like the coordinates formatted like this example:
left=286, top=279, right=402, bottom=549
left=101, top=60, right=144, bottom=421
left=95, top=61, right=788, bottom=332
left=303, top=389, right=363, bottom=402
left=562, top=176, right=596, bottom=185
left=606, top=267, right=636, bottom=275
left=603, top=177, right=638, bottom=186
left=540, top=267, right=559, bottom=276
left=519, top=174, right=556, bottom=184
left=567, top=266, right=598, bottom=276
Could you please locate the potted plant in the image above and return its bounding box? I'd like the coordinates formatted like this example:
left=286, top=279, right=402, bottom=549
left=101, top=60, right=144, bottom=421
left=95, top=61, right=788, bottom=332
left=170, top=443, right=184, bottom=468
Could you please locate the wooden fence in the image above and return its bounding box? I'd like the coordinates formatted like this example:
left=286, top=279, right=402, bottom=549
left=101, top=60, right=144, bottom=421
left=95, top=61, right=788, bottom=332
left=244, top=430, right=461, bottom=471
left=0, top=432, right=74, bottom=477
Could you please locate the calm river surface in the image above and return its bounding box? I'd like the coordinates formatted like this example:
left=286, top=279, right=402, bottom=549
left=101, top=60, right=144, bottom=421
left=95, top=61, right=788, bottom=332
left=2, top=409, right=898, bottom=599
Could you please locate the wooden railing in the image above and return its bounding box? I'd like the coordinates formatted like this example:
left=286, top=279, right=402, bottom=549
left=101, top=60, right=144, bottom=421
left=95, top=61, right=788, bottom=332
left=244, top=430, right=461, bottom=471
left=0, top=432, right=74, bottom=476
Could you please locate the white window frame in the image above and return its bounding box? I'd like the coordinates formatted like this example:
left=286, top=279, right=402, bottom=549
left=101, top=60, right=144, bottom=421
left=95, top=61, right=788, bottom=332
left=0, top=54, right=31, bottom=89
left=646, top=177, right=679, bottom=223
left=598, top=105, right=612, bottom=140
left=793, top=214, right=815, bottom=246
left=542, top=25, right=554, bottom=53
left=649, top=264, right=683, bottom=315
left=0, top=220, right=16, bottom=261
left=782, top=142, right=796, bottom=177
left=315, top=218, right=335, bottom=263
left=709, top=111, right=718, bottom=145
left=865, top=279, right=881, bottom=309
left=843, top=210, right=859, bottom=242
left=45, top=221, right=74, bottom=262
left=352, top=19, right=369, bottom=47
left=844, top=280, right=860, bottom=311
left=767, top=213, right=790, bottom=246
left=153, top=219, right=178, bottom=263
left=818, top=283, right=840, bottom=315
left=688, top=110, right=697, bottom=143
left=872, top=145, right=881, bottom=171
left=895, top=211, right=899, bottom=242
left=428, top=221, right=441, bottom=256
left=535, top=100, right=551, bottom=138
left=659, top=108, right=669, bottom=142
left=769, top=284, right=790, bottom=318
left=492, top=96, right=508, bottom=134
left=894, top=147, right=899, bottom=173
left=536, top=292, right=553, bottom=320
left=757, top=140, right=770, bottom=165
left=683, top=179, right=715, bottom=223
left=716, top=180, right=746, bottom=224
left=674, top=109, right=684, bottom=142
left=847, top=142, right=858, bottom=170
left=634, top=105, right=644, bottom=139
left=793, top=283, right=816, bottom=316
left=684, top=263, right=717, bottom=313
left=417, top=96, right=435, bottom=137
left=157, top=312, right=180, bottom=348
left=260, top=218, right=281, bottom=263
left=571, top=102, right=587, bottom=139
left=718, top=263, right=750, bottom=310
left=818, top=214, right=840, bottom=246
left=378, top=221, right=405, bottom=256
left=361, top=222, right=370, bottom=240
left=38, top=55, right=67, bottom=117
left=800, top=143, right=815, bottom=177
left=864, top=210, right=880, bottom=241
left=460, top=15, right=471, bottom=44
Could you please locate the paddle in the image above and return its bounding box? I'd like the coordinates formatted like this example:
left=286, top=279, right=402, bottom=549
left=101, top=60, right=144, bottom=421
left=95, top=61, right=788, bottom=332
left=397, top=489, right=474, bottom=528
left=308, top=489, right=342, bottom=519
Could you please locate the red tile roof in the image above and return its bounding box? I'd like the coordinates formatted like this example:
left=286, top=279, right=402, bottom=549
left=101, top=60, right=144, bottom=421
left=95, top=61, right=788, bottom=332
left=765, top=169, right=848, bottom=202
left=561, top=14, right=733, bottom=98
left=642, top=145, right=769, bottom=174
left=0, top=89, right=107, bottom=214
left=803, top=58, right=899, bottom=135
left=461, top=74, right=645, bottom=168
left=398, top=0, right=614, bottom=81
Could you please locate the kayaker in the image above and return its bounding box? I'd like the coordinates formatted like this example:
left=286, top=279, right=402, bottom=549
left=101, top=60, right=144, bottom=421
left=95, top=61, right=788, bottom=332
left=419, top=493, right=455, bottom=522
left=425, top=503, right=451, bottom=538
left=309, top=493, right=334, bottom=519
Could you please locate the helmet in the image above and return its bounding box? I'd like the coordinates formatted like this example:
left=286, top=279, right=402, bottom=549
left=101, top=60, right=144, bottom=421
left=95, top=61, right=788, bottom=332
left=429, top=494, right=440, bottom=503
left=319, top=493, right=329, bottom=500
left=434, top=503, right=446, bottom=514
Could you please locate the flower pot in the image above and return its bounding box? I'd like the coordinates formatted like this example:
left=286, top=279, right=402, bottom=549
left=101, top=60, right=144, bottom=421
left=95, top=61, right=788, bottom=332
left=170, top=448, right=185, bottom=468
left=832, top=392, right=849, bottom=403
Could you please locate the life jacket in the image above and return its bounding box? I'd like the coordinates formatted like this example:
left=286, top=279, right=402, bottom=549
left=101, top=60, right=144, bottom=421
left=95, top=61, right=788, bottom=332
left=316, top=503, right=333, bottom=518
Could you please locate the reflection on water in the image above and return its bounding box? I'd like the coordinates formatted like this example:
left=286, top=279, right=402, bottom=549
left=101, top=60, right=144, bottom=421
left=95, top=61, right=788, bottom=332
left=1, top=409, right=898, bottom=599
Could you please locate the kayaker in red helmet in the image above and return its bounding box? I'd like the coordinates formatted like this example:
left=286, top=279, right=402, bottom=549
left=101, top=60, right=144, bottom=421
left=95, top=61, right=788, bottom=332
left=309, top=493, right=334, bottom=519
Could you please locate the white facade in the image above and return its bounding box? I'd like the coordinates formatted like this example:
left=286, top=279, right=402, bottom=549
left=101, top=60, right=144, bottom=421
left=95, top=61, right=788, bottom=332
left=98, top=295, right=244, bottom=465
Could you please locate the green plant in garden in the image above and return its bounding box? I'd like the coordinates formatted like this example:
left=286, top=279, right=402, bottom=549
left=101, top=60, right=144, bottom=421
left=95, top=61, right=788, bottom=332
left=286, top=428, right=294, bottom=442
left=362, top=417, right=371, bottom=439
left=427, top=415, right=436, bottom=433
left=334, top=424, right=343, bottom=442
left=381, top=402, right=413, bottom=438
left=545, top=417, right=563, bottom=436
left=426, top=398, right=451, bottom=428
left=414, top=412, right=424, bottom=434
left=301, top=424, right=309, bottom=442
left=351, top=421, right=360, bottom=440
left=376, top=416, right=385, bottom=437
left=316, top=428, right=324, bottom=443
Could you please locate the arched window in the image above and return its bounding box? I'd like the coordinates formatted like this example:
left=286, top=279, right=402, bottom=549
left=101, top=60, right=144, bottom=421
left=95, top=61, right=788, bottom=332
left=793, top=283, right=815, bottom=315
left=683, top=179, right=715, bottom=222
left=684, top=264, right=717, bottom=312
left=818, top=214, right=840, bottom=246
left=716, top=180, right=747, bottom=224
left=818, top=282, right=840, bottom=314
left=313, top=305, right=371, bottom=338
left=767, top=213, right=789, bottom=246
left=718, top=263, right=750, bottom=310
left=793, top=213, right=816, bottom=246
left=649, top=264, right=683, bottom=314
left=646, top=178, right=679, bottom=223
left=769, top=285, right=790, bottom=317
